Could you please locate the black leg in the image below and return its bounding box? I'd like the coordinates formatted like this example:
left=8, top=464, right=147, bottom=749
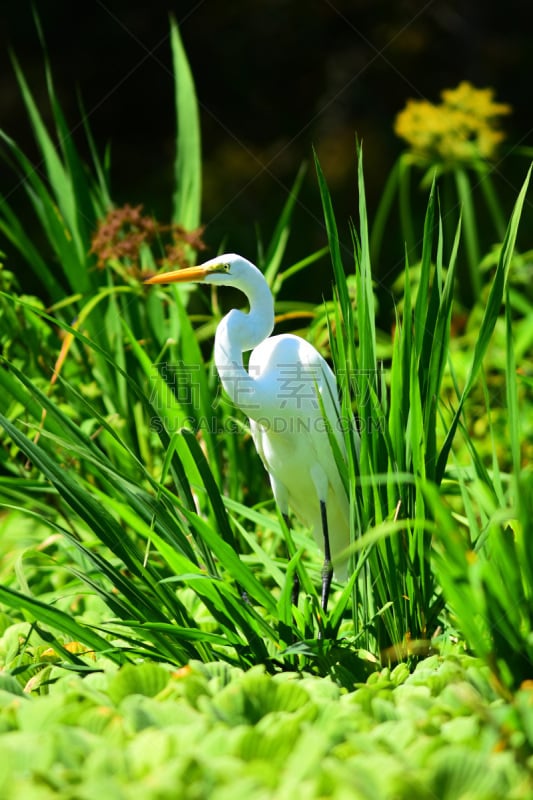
left=320, top=500, right=333, bottom=614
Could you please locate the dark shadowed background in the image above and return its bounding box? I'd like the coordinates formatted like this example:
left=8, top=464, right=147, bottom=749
left=1, top=0, right=532, bottom=302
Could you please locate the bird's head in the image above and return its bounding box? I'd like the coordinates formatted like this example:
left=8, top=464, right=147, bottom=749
left=144, top=253, right=260, bottom=290
left=145, top=253, right=274, bottom=342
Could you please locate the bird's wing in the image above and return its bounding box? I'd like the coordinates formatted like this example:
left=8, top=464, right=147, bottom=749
left=248, top=334, right=351, bottom=575
left=249, top=418, right=290, bottom=514
left=248, top=333, right=348, bottom=487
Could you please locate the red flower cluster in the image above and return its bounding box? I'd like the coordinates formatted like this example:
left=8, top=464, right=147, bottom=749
left=90, top=204, right=206, bottom=272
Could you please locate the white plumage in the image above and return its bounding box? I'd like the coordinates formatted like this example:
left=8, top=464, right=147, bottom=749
left=146, top=254, right=351, bottom=606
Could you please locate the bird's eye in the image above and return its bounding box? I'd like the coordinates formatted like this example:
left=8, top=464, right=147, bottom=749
left=210, top=262, right=231, bottom=275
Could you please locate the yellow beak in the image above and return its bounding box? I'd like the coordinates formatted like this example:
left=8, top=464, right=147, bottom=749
left=144, top=265, right=209, bottom=285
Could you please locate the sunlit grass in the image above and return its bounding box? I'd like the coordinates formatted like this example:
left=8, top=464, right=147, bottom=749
left=0, top=18, right=532, bottom=701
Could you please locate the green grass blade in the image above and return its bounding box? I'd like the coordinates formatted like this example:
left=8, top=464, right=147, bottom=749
left=1, top=291, right=197, bottom=507
left=414, top=178, right=435, bottom=358
left=0, top=584, right=128, bottom=665
left=454, top=167, right=481, bottom=303
left=505, top=287, right=521, bottom=477
left=181, top=428, right=237, bottom=553
left=34, top=16, right=96, bottom=256
left=171, top=17, right=201, bottom=231
left=313, top=149, right=349, bottom=313
left=0, top=132, right=89, bottom=291
left=263, top=163, right=307, bottom=283
left=436, top=165, right=531, bottom=482
left=398, top=155, right=417, bottom=260
left=424, top=212, right=461, bottom=479
left=0, top=192, right=63, bottom=298
left=0, top=412, right=148, bottom=584
left=9, top=54, right=69, bottom=205
left=369, top=155, right=401, bottom=265
left=354, top=144, right=377, bottom=374
left=181, top=504, right=278, bottom=615
left=8, top=55, right=89, bottom=280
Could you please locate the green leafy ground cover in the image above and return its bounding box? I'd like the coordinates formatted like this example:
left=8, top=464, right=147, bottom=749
left=1, top=17, right=533, bottom=799
left=1, top=643, right=532, bottom=799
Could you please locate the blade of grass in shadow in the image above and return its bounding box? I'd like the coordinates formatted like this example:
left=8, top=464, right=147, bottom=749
left=413, top=179, right=436, bottom=359
left=369, top=156, right=401, bottom=265
left=505, top=286, right=521, bottom=478
left=313, top=149, right=360, bottom=480
left=351, top=146, right=386, bottom=523
left=79, top=94, right=112, bottom=211
left=454, top=166, right=481, bottom=302
left=171, top=16, right=201, bottom=232
left=6, top=57, right=90, bottom=291
left=423, top=211, right=461, bottom=479
left=398, top=156, right=417, bottom=261
left=436, top=165, right=531, bottom=482
left=516, top=471, right=533, bottom=613
left=34, top=12, right=98, bottom=250
left=387, top=246, right=412, bottom=492
left=0, top=191, right=62, bottom=299
left=354, top=144, right=377, bottom=378
left=263, top=163, right=307, bottom=284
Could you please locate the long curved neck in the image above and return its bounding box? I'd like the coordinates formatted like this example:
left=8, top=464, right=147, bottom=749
left=213, top=270, right=274, bottom=410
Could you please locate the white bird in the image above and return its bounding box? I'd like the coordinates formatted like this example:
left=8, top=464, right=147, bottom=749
left=145, top=253, right=351, bottom=611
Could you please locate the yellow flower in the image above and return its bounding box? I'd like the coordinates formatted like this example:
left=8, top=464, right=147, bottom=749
left=440, top=82, right=511, bottom=119
left=394, top=81, right=511, bottom=164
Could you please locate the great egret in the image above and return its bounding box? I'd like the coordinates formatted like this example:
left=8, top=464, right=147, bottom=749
left=145, top=254, right=351, bottom=612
